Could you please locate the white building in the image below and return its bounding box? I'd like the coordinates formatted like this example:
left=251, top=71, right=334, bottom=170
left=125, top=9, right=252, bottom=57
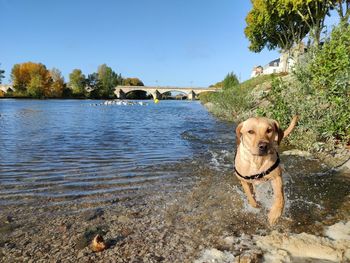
left=251, top=43, right=306, bottom=78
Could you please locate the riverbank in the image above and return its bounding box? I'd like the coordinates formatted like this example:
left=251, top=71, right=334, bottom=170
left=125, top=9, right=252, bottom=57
left=1, top=149, right=349, bottom=262
left=200, top=23, right=350, bottom=169
left=199, top=73, right=350, bottom=170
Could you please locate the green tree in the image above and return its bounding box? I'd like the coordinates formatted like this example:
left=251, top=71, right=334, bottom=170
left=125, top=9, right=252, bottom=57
left=287, top=0, right=334, bottom=47
left=223, top=72, right=239, bottom=90
left=0, top=64, right=5, bottom=84
left=27, top=75, right=45, bottom=98
left=209, top=81, right=224, bottom=89
left=97, top=64, right=122, bottom=98
left=69, top=69, right=86, bottom=97
left=245, top=0, right=310, bottom=53
left=86, top=72, right=101, bottom=98
left=86, top=73, right=100, bottom=90
left=122, top=77, right=144, bottom=86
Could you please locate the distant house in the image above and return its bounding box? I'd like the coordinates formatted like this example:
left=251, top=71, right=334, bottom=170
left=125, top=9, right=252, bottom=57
left=250, top=65, right=264, bottom=78
left=85, top=86, right=94, bottom=93
left=250, top=42, right=306, bottom=78
left=251, top=56, right=284, bottom=78
left=263, top=58, right=282, bottom=74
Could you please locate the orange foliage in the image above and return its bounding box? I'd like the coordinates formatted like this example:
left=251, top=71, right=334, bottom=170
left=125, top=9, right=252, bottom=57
left=49, top=68, right=65, bottom=97
left=11, top=62, right=52, bottom=97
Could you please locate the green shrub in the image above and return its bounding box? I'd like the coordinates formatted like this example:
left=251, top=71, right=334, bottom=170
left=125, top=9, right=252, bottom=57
left=295, top=23, right=350, bottom=143
left=200, top=74, right=278, bottom=120
left=198, top=91, right=214, bottom=103
left=222, top=72, right=239, bottom=90
left=201, top=23, right=349, bottom=154
left=265, top=23, right=350, bottom=151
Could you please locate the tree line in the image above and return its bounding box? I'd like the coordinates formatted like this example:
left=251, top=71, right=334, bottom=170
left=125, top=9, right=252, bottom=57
left=0, top=62, right=144, bottom=99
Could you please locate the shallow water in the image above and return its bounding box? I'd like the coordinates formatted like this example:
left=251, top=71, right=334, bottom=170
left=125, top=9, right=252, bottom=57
left=0, top=99, right=235, bottom=211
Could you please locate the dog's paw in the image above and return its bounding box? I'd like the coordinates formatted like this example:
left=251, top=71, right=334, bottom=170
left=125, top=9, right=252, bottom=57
left=268, top=207, right=282, bottom=225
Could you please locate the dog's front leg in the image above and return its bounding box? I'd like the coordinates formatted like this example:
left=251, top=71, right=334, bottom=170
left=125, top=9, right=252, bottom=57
left=240, top=180, right=259, bottom=208
left=268, top=175, right=284, bottom=225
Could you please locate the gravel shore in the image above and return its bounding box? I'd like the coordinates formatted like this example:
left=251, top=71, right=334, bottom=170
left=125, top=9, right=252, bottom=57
left=1, top=157, right=349, bottom=262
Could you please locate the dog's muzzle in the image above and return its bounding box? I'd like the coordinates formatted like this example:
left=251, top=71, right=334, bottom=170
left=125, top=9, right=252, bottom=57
left=258, top=141, right=268, bottom=155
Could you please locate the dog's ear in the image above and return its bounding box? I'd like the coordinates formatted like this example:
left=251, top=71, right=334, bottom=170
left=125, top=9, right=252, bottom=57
left=273, top=120, right=284, bottom=145
left=235, top=122, right=244, bottom=146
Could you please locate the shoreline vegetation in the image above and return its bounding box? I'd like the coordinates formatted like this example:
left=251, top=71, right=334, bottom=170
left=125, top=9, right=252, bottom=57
left=199, top=21, right=350, bottom=168
left=0, top=63, right=148, bottom=100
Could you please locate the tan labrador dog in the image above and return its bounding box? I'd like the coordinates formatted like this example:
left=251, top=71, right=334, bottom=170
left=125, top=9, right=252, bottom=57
left=234, top=116, right=298, bottom=225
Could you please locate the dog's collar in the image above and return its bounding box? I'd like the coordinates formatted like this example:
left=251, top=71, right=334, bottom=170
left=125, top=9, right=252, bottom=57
left=234, top=153, right=280, bottom=180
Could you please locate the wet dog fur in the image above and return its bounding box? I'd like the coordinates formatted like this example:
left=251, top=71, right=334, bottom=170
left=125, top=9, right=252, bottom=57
left=234, top=116, right=298, bottom=225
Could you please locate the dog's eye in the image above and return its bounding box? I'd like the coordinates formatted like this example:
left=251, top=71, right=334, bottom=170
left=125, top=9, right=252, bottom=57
left=266, top=128, right=273, bottom=134
left=248, top=130, right=255, bottom=134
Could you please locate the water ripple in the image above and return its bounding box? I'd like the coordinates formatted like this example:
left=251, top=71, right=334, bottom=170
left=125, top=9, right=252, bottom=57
left=0, top=100, right=234, bottom=209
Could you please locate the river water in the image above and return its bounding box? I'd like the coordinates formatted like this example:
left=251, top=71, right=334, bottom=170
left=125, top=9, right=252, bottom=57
left=0, top=99, right=349, bottom=261
left=0, top=100, right=235, bottom=212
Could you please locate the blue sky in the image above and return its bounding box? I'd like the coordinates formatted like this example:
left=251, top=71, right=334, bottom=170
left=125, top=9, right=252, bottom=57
left=0, top=0, right=334, bottom=87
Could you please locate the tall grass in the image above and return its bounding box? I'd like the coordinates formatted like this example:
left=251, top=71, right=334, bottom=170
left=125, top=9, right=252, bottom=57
left=199, top=74, right=278, bottom=121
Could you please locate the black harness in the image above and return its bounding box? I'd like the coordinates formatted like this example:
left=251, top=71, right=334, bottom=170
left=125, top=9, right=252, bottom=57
left=234, top=152, right=280, bottom=180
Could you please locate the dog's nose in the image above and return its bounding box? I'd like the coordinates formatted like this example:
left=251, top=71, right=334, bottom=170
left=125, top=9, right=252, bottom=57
left=258, top=141, right=268, bottom=154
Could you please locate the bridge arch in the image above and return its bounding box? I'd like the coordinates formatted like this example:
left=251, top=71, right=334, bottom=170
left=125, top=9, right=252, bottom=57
left=114, top=86, right=217, bottom=100
left=123, top=89, right=152, bottom=100
left=158, top=90, right=189, bottom=100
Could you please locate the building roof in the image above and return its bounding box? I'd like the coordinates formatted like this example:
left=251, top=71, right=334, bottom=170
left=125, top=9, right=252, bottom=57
left=268, top=58, right=280, bottom=66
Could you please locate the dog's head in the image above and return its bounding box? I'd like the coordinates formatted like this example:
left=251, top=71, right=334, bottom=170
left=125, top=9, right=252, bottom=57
left=235, top=117, right=283, bottom=156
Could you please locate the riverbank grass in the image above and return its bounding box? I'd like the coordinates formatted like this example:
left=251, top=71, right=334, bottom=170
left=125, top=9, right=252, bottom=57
left=200, top=23, right=350, bottom=165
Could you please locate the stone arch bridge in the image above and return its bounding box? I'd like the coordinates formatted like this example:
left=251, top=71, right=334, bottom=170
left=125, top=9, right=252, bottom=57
left=114, top=86, right=217, bottom=100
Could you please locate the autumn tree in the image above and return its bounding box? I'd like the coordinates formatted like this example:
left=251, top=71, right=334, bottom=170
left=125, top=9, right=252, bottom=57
left=122, top=77, right=144, bottom=86
left=50, top=68, right=65, bottom=97
left=97, top=64, right=123, bottom=98
left=11, top=62, right=52, bottom=97
left=69, top=69, right=86, bottom=97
